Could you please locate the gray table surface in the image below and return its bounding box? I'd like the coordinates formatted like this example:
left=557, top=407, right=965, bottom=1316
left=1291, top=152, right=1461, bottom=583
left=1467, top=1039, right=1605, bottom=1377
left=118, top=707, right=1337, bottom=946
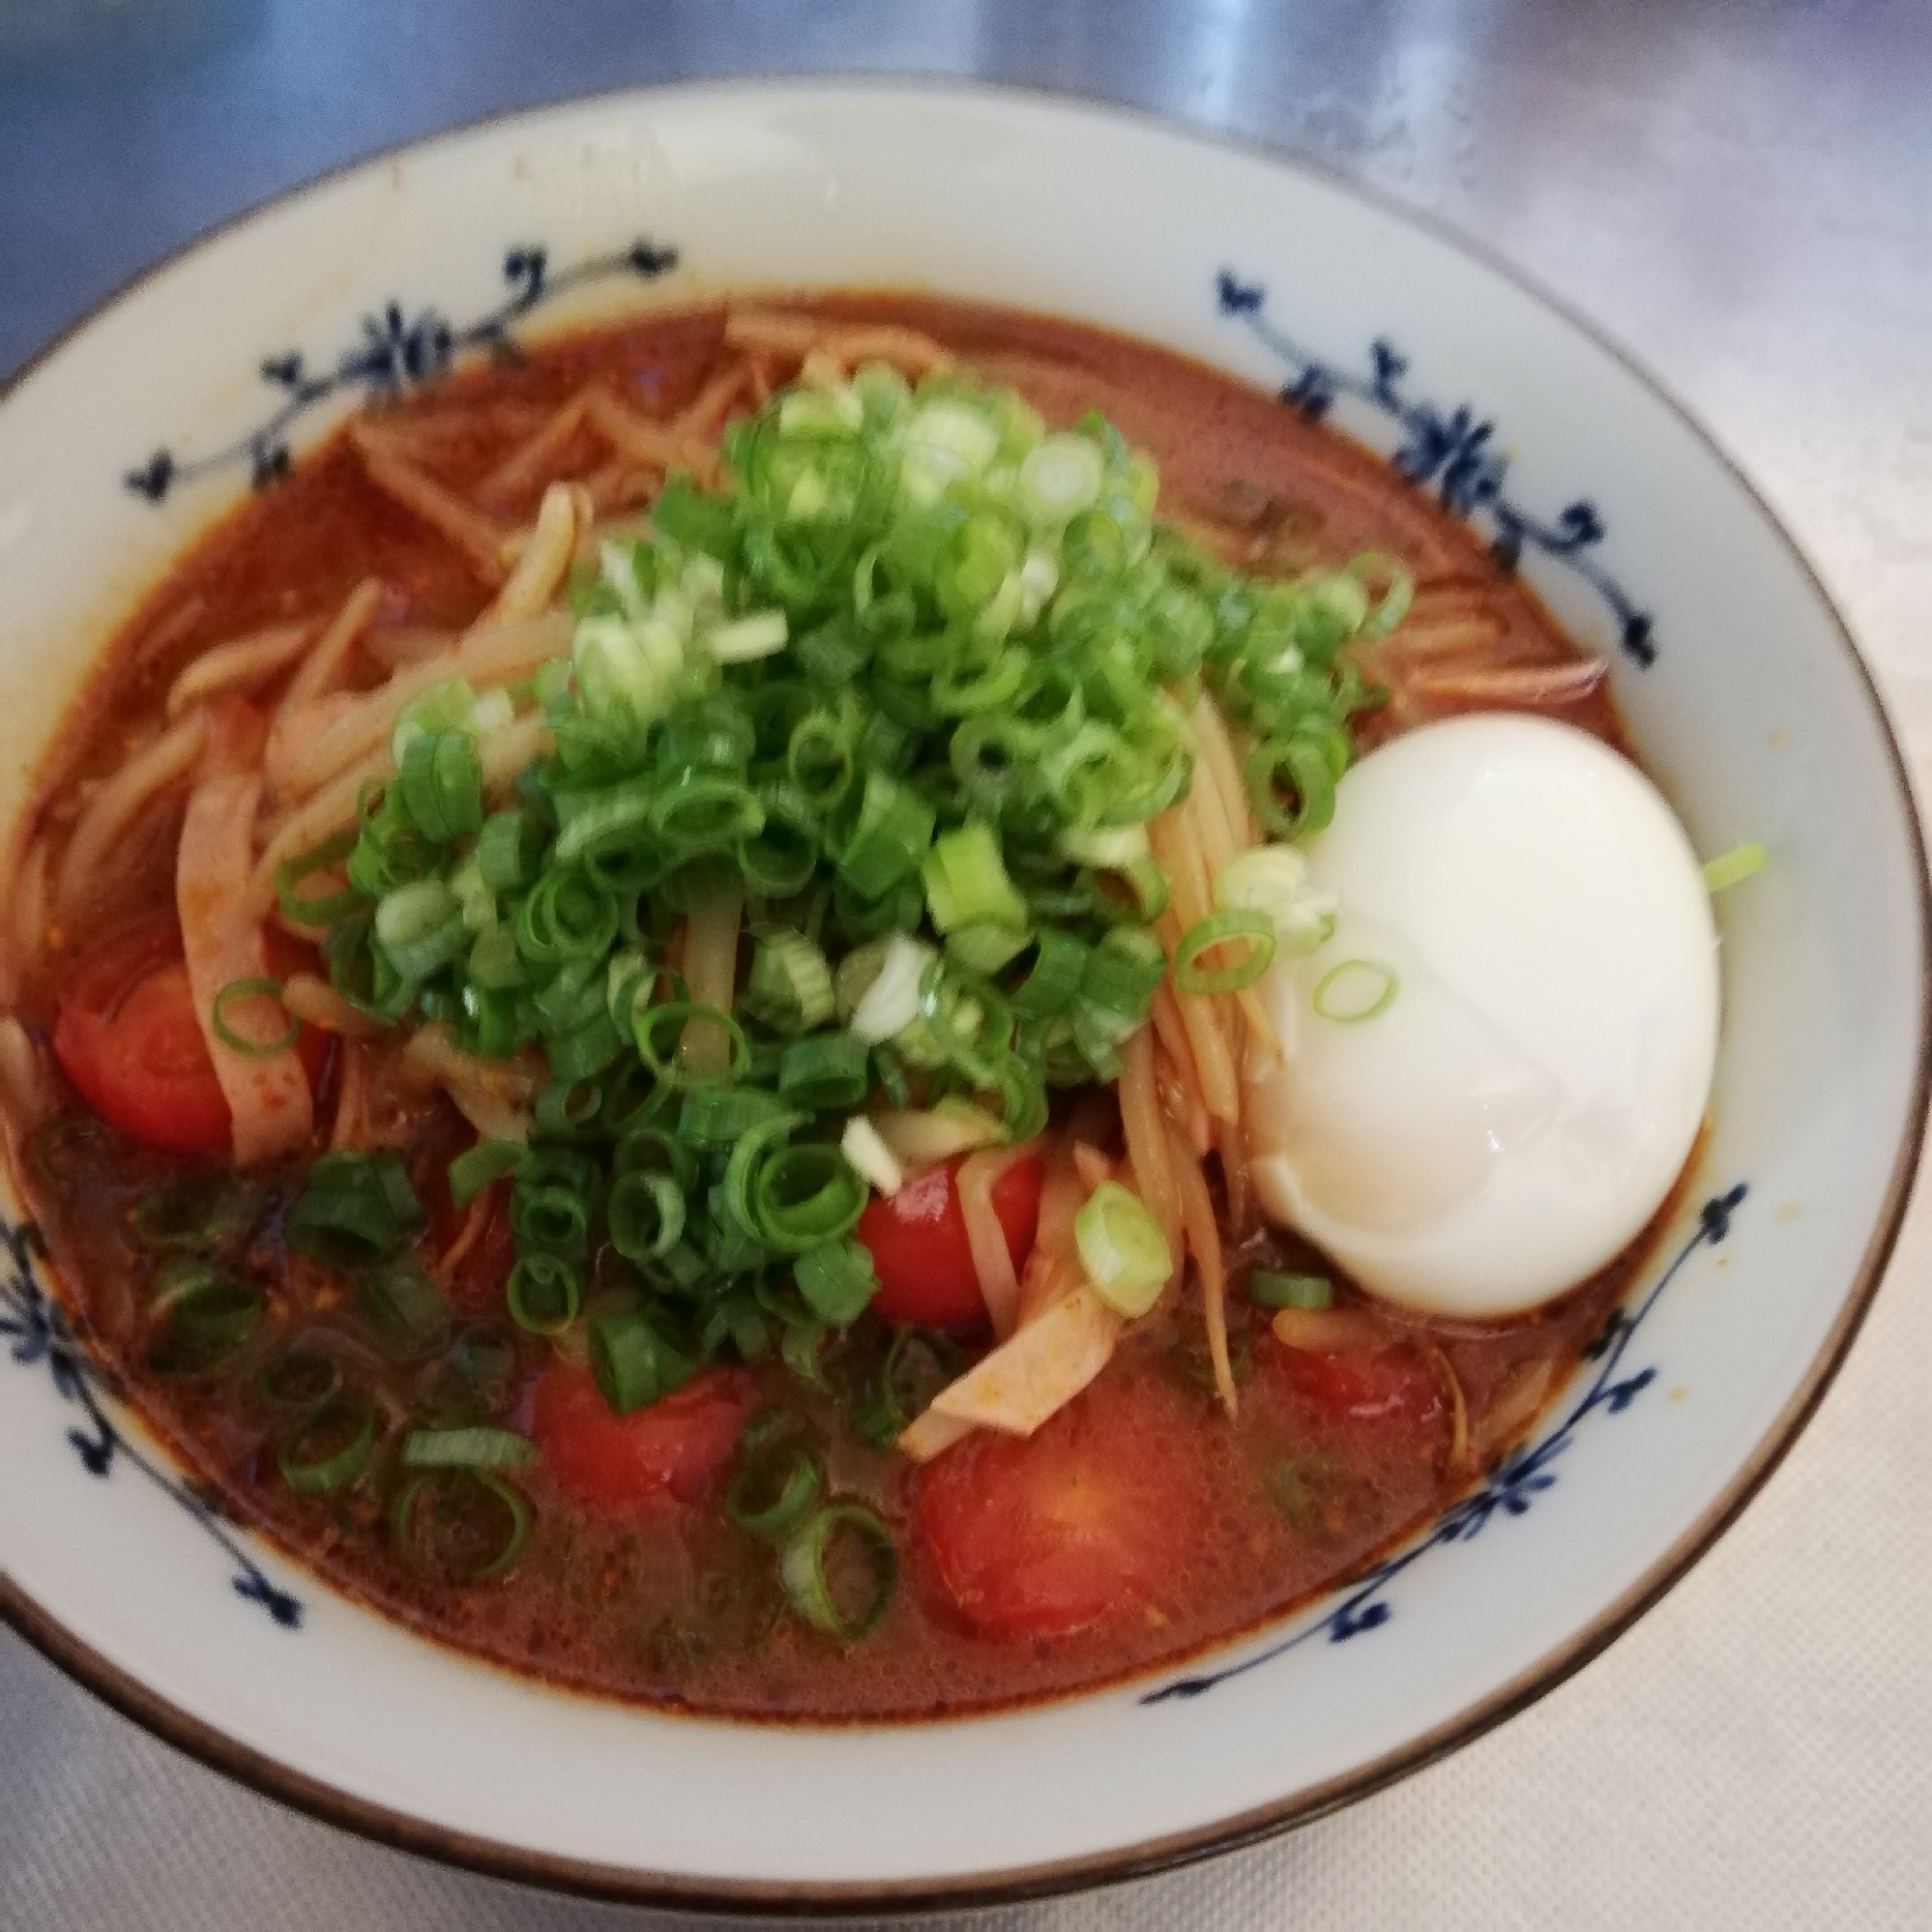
left=5, top=3, right=1931, bottom=1927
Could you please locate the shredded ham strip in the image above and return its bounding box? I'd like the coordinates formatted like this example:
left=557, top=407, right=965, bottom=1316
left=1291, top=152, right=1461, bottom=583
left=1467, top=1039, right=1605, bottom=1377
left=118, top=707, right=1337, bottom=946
left=331, top=1039, right=371, bottom=1151
left=281, top=970, right=387, bottom=1038
left=403, top=1024, right=542, bottom=1143
left=278, top=578, right=383, bottom=720
left=272, top=610, right=570, bottom=805
left=1401, top=659, right=1609, bottom=708
left=350, top=423, right=508, bottom=585
left=248, top=744, right=392, bottom=918
left=177, top=772, right=312, bottom=1162
left=907, top=1277, right=1122, bottom=1453
left=671, top=364, right=749, bottom=448
left=4, top=838, right=52, bottom=1002
left=1189, top=688, right=1254, bottom=849
left=166, top=622, right=314, bottom=719
left=0, top=1016, right=53, bottom=1131
left=57, top=711, right=207, bottom=921
left=956, top=1142, right=1039, bottom=1341
left=1168, top=1116, right=1237, bottom=1420
left=481, top=391, right=592, bottom=502
left=434, top=1186, right=496, bottom=1291
left=582, top=386, right=711, bottom=473
left=678, top=893, right=744, bottom=1081
left=1117, top=1026, right=1182, bottom=1278
left=485, top=483, right=581, bottom=625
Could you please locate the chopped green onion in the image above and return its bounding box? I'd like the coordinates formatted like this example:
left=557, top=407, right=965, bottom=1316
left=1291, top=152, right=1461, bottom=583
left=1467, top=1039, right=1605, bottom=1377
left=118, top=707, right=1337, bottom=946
left=275, top=830, right=363, bottom=928
left=397, top=729, right=484, bottom=843
left=706, top=610, right=789, bottom=662
left=794, top=1237, right=879, bottom=1326
left=589, top=1309, right=692, bottom=1414
left=475, top=808, right=545, bottom=892
left=846, top=933, right=935, bottom=1043
left=506, top=1252, right=582, bottom=1335
left=1311, top=958, right=1400, bottom=1023
left=401, top=1425, right=536, bottom=1472
left=145, top=1258, right=261, bottom=1375
left=1074, top=1180, right=1171, bottom=1318
left=1017, top=433, right=1104, bottom=526
left=211, top=977, right=301, bottom=1058
left=278, top=1395, right=376, bottom=1495
left=738, top=927, right=831, bottom=1035
left=1247, top=1270, right=1332, bottom=1310
left=286, top=1151, right=423, bottom=1267
left=921, top=822, right=1030, bottom=935
left=375, top=879, right=466, bottom=981
left=632, top=999, right=750, bottom=1089
left=1702, top=840, right=1768, bottom=894
left=355, top=1254, right=451, bottom=1356
left=392, top=1469, right=532, bottom=1580
left=777, top=1031, right=872, bottom=1110
left=132, top=1173, right=260, bottom=1252
left=853, top=1328, right=964, bottom=1444
left=607, top=1170, right=687, bottom=1262
left=827, top=770, right=935, bottom=899
left=448, top=1138, right=524, bottom=1208
left=1215, top=844, right=1339, bottom=955
left=1173, top=910, right=1276, bottom=995
left=726, top=1444, right=824, bottom=1544
left=778, top=1504, right=898, bottom=1640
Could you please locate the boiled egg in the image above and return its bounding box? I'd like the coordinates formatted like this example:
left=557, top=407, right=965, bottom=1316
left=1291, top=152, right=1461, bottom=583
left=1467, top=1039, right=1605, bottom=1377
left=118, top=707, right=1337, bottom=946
left=1245, top=713, right=1718, bottom=1318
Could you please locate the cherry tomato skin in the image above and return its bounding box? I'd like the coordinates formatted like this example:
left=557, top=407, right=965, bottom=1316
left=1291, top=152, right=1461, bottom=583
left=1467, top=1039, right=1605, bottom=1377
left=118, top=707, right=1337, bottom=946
left=859, top=1154, right=1044, bottom=1332
left=54, top=921, right=232, bottom=1155
left=54, top=918, right=331, bottom=1157
left=533, top=1363, right=759, bottom=1512
left=1271, top=1342, right=1441, bottom=1425
left=916, top=1373, right=1202, bottom=1638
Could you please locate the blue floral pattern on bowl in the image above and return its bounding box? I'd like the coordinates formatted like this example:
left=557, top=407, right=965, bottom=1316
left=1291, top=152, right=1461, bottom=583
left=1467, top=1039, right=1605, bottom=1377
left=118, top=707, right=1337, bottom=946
left=1217, top=270, right=1657, bottom=666
left=123, top=239, right=679, bottom=503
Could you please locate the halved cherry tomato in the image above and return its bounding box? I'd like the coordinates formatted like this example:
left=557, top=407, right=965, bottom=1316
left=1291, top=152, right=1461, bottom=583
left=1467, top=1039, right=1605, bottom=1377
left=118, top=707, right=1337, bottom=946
left=532, top=1362, right=759, bottom=1513
left=53, top=916, right=327, bottom=1156
left=857, top=1154, right=1043, bottom=1332
left=1270, top=1341, right=1442, bottom=1426
left=916, top=1371, right=1204, bottom=1638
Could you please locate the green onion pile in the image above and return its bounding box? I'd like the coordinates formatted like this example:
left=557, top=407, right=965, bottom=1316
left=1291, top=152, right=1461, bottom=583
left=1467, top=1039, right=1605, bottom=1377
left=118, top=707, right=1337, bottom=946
left=280, top=356, right=1405, bottom=1413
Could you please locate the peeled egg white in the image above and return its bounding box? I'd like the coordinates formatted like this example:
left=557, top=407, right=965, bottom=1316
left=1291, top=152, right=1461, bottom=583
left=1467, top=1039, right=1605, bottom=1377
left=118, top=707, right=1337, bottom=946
left=1245, top=713, right=1718, bottom=1318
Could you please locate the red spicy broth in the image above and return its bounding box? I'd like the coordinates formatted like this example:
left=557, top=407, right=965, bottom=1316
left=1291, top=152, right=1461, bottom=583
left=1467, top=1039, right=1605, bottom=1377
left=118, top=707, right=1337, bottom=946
left=0, top=295, right=1654, bottom=1719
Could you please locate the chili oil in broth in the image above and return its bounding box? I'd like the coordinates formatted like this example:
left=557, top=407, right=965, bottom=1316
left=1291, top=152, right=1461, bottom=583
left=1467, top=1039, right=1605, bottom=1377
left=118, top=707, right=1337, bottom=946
left=5, top=296, right=1647, bottom=1719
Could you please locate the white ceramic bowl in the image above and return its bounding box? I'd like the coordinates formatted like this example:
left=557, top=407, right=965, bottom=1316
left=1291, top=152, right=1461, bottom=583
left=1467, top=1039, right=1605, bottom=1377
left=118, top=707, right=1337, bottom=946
left=1, top=80, right=1924, bottom=1912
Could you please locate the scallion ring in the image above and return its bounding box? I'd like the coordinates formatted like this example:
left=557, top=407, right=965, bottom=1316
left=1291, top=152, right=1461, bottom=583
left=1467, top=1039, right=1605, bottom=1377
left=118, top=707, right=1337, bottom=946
left=1311, top=958, right=1400, bottom=1023
left=278, top=1395, right=376, bottom=1495
left=778, top=1504, right=898, bottom=1640
left=1173, top=909, right=1277, bottom=996
left=392, top=1469, right=532, bottom=1581
left=210, top=977, right=301, bottom=1058
left=725, top=1446, right=824, bottom=1545
left=506, top=1252, right=583, bottom=1335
